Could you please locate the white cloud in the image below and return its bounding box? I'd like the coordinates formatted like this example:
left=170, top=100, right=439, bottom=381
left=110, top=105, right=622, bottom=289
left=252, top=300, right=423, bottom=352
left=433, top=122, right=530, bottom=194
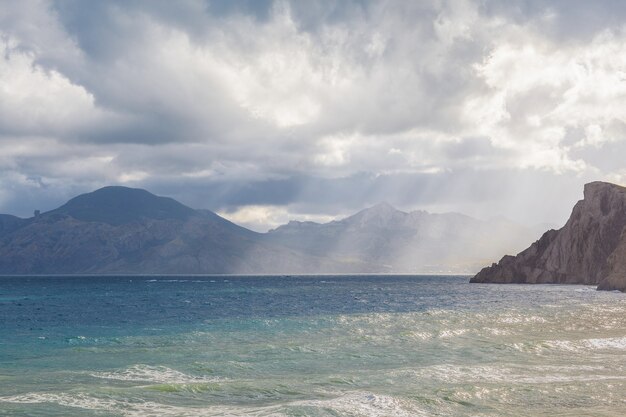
left=218, top=204, right=335, bottom=232
left=0, top=37, right=105, bottom=136
left=468, top=27, right=626, bottom=172
left=0, top=0, right=82, bottom=66
left=0, top=0, right=625, bottom=228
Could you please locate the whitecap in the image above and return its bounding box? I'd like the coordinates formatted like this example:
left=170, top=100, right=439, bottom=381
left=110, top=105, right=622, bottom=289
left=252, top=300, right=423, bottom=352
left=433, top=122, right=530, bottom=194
left=393, top=364, right=626, bottom=385
left=90, top=364, right=220, bottom=384
left=290, top=391, right=432, bottom=417
left=583, top=336, right=626, bottom=350
left=497, top=314, right=547, bottom=324
left=438, top=329, right=468, bottom=338
left=0, top=393, right=118, bottom=411
left=0, top=392, right=244, bottom=416
left=544, top=336, right=626, bottom=352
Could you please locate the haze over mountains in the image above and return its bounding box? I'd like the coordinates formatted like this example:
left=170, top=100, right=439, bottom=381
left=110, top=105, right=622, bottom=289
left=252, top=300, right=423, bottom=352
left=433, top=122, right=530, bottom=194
left=267, top=203, right=542, bottom=273
left=0, top=186, right=542, bottom=275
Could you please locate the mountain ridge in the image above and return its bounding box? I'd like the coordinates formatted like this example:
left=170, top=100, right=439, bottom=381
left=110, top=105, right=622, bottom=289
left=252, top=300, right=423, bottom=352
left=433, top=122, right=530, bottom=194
left=0, top=186, right=370, bottom=274
left=266, top=200, right=541, bottom=273
left=0, top=185, right=541, bottom=274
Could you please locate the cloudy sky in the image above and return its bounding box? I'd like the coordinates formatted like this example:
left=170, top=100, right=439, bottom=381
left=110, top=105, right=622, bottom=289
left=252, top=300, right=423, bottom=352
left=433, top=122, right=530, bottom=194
left=1, top=0, right=625, bottom=231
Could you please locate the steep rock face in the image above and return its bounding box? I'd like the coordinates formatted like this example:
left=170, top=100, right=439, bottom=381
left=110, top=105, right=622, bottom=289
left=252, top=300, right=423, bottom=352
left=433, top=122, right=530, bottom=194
left=598, top=232, right=626, bottom=291
left=471, top=182, right=626, bottom=288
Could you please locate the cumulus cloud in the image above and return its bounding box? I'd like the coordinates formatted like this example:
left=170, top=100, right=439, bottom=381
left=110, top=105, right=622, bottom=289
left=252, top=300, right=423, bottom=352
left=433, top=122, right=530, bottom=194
left=0, top=0, right=624, bottom=229
left=0, top=39, right=115, bottom=137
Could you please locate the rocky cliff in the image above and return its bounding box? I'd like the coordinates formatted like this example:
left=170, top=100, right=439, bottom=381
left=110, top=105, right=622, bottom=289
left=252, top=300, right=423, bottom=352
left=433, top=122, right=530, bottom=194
left=471, top=181, right=626, bottom=291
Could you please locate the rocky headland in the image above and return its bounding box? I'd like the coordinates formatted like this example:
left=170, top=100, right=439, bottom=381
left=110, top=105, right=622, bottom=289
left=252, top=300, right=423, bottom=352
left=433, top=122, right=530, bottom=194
left=471, top=181, right=626, bottom=291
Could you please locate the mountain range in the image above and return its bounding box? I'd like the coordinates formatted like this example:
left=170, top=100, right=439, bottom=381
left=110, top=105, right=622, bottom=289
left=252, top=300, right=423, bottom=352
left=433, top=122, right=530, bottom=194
left=0, top=186, right=542, bottom=274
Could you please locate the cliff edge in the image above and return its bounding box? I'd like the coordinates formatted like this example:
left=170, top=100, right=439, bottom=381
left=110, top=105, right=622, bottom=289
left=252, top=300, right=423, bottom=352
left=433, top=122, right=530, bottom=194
left=470, top=181, right=626, bottom=291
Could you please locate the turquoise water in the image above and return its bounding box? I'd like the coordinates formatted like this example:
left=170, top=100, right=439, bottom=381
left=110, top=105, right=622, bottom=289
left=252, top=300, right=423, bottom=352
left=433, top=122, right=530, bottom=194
left=1, top=275, right=625, bottom=416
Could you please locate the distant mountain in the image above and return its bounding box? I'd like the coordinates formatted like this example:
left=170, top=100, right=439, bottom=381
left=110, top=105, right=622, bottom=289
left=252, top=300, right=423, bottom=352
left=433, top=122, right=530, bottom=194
left=0, top=187, right=370, bottom=274
left=266, top=202, right=542, bottom=273
left=471, top=181, right=626, bottom=292
left=0, top=186, right=542, bottom=275
left=51, top=186, right=195, bottom=225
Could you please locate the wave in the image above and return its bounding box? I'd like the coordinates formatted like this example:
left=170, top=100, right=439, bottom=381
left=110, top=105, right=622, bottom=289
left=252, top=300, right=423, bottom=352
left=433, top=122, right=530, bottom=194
left=0, top=392, right=208, bottom=416
left=496, top=314, right=547, bottom=324
left=0, top=390, right=431, bottom=417
left=90, top=364, right=220, bottom=384
left=387, top=363, right=624, bottom=385
left=0, top=393, right=119, bottom=412
left=544, top=336, right=626, bottom=352
left=290, top=391, right=432, bottom=417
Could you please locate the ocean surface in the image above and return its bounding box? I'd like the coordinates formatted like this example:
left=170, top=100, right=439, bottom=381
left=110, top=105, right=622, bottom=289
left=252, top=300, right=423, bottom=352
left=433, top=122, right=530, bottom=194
left=1, top=275, right=625, bottom=416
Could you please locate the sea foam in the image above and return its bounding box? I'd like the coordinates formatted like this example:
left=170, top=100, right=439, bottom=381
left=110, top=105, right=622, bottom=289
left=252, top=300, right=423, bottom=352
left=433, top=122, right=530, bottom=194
left=90, top=364, right=220, bottom=384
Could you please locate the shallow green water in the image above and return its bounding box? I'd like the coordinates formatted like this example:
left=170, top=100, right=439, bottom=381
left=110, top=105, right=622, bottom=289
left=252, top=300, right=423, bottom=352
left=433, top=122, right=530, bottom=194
left=1, top=275, right=625, bottom=416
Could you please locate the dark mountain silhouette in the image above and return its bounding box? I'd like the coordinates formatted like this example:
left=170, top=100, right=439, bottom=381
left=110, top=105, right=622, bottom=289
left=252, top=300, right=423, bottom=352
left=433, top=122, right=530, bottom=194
left=51, top=186, right=195, bottom=225
left=0, top=187, right=369, bottom=274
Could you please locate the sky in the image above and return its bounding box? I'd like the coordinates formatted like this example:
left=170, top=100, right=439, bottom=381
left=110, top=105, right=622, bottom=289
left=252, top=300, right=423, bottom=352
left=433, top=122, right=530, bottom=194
left=1, top=0, right=625, bottom=231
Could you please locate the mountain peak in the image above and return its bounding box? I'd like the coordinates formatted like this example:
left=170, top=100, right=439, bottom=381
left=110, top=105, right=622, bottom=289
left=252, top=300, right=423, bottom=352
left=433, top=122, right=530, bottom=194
left=369, top=201, right=396, bottom=212
left=583, top=181, right=626, bottom=200
left=363, top=202, right=405, bottom=217
left=51, top=186, right=195, bottom=225
left=346, top=202, right=405, bottom=227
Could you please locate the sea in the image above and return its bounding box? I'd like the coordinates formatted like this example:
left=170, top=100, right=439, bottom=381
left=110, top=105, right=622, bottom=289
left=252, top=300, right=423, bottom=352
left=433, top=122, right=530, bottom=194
left=0, top=275, right=625, bottom=416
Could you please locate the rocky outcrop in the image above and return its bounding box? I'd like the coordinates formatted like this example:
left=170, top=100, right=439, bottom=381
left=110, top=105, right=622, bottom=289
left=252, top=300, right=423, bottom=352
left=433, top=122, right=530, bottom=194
left=471, top=181, right=626, bottom=291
